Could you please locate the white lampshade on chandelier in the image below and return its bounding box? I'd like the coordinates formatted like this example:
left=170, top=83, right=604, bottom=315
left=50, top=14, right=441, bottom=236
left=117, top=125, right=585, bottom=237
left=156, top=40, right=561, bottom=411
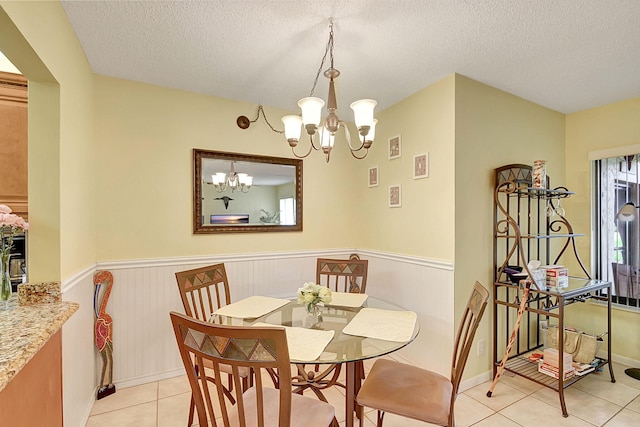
left=281, top=19, right=378, bottom=162
left=210, top=161, right=253, bottom=193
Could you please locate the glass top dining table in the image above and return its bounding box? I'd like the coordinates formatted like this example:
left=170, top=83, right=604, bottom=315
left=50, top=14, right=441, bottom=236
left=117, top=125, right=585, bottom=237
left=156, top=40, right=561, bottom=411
left=210, top=295, right=420, bottom=427
left=210, top=295, right=420, bottom=363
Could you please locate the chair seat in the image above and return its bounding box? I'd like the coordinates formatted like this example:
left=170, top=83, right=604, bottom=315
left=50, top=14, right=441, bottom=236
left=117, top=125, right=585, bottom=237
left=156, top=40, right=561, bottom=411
left=228, top=387, right=335, bottom=427
left=356, top=359, right=453, bottom=426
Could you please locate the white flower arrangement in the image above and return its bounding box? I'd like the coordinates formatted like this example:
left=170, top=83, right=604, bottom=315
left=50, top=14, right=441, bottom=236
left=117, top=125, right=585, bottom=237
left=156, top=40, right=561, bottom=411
left=297, top=282, right=332, bottom=314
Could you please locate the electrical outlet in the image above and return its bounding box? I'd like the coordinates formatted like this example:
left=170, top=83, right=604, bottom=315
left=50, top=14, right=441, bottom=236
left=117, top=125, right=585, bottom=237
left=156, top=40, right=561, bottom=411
left=477, top=338, right=486, bottom=356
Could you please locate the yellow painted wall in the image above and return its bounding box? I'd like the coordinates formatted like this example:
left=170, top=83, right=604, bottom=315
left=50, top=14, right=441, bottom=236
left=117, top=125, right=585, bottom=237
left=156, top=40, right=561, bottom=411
left=356, top=75, right=456, bottom=261
left=454, top=75, right=566, bottom=375
left=0, top=1, right=95, bottom=280
left=93, top=76, right=360, bottom=260
left=566, top=97, right=640, bottom=361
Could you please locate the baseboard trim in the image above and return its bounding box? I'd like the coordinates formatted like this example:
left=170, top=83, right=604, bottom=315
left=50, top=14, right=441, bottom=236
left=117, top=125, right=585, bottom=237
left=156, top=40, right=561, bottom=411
left=459, top=370, right=493, bottom=393
left=611, top=353, right=640, bottom=371
left=115, top=367, right=186, bottom=390
left=72, top=385, right=99, bottom=427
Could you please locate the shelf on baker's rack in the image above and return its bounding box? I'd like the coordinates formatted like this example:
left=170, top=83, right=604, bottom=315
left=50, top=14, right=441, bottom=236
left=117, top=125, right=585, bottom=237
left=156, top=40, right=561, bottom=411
left=500, top=186, right=575, bottom=198
left=502, top=356, right=609, bottom=392
left=496, top=233, right=584, bottom=239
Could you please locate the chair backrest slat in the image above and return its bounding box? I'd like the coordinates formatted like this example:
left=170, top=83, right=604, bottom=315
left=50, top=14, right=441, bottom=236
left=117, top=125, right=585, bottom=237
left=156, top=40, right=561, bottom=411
left=175, top=263, right=231, bottom=321
left=450, top=281, right=490, bottom=394
left=171, top=311, right=294, bottom=427
left=316, top=256, right=368, bottom=294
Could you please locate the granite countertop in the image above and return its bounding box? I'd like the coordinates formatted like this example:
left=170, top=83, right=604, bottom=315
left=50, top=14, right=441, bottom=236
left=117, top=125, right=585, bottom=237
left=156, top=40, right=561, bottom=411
left=0, top=294, right=79, bottom=392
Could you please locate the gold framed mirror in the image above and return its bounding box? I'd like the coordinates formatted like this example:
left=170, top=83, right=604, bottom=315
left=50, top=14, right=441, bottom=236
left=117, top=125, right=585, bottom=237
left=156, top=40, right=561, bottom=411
left=193, top=149, right=303, bottom=233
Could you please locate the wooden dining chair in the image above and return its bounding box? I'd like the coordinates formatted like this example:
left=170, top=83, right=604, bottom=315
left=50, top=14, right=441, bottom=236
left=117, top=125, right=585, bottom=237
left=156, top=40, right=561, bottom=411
left=170, top=311, right=336, bottom=427
left=175, top=263, right=250, bottom=425
left=356, top=281, right=490, bottom=427
left=296, top=255, right=369, bottom=401
left=316, top=255, right=368, bottom=294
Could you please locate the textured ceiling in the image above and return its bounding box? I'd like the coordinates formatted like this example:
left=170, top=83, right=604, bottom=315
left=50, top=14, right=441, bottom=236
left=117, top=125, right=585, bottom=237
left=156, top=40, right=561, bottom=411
left=60, top=0, right=640, bottom=115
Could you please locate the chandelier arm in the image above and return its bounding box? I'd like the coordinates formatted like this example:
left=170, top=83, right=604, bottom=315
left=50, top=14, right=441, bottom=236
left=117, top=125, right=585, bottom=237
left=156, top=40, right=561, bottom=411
left=311, top=131, right=325, bottom=151
left=349, top=148, right=369, bottom=160
left=340, top=122, right=366, bottom=152
left=290, top=142, right=315, bottom=159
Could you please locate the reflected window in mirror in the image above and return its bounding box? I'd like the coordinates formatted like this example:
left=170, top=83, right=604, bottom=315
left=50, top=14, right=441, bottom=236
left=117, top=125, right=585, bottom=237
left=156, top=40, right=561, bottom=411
left=193, top=150, right=303, bottom=233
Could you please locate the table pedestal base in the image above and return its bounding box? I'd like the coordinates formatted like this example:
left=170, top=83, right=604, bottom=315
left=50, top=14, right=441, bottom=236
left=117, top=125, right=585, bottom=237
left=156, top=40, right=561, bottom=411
left=292, top=361, right=364, bottom=427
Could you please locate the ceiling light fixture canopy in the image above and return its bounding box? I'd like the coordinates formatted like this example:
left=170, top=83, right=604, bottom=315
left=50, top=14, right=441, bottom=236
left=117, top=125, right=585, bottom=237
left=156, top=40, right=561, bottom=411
left=280, top=19, right=377, bottom=162
left=209, top=161, right=252, bottom=193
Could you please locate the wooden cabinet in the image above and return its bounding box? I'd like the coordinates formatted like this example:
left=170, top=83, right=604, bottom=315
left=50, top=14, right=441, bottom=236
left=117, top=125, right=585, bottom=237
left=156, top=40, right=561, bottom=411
left=491, top=164, right=615, bottom=417
left=0, top=70, right=28, bottom=219
left=0, top=331, right=63, bottom=426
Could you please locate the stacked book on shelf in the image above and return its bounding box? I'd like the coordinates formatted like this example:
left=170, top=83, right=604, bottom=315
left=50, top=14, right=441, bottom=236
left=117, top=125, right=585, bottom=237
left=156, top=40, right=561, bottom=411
left=538, top=360, right=575, bottom=379
left=573, top=362, right=596, bottom=376
left=527, top=348, right=599, bottom=379
left=537, top=348, right=575, bottom=380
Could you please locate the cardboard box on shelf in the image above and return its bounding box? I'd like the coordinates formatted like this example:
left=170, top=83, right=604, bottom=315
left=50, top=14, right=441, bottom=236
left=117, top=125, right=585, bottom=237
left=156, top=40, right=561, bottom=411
left=543, top=347, right=572, bottom=368
left=544, top=265, right=568, bottom=289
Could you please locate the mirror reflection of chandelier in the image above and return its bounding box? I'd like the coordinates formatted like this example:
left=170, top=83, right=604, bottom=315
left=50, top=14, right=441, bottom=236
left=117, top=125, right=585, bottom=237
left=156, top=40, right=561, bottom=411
left=211, top=161, right=253, bottom=193
left=281, top=19, right=378, bottom=163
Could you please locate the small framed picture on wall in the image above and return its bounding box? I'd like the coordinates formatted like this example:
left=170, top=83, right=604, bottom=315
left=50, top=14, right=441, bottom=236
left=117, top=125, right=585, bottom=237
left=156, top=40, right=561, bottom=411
left=368, top=166, right=379, bottom=187
left=413, top=153, right=429, bottom=179
left=388, top=135, right=401, bottom=159
left=389, top=184, right=402, bottom=207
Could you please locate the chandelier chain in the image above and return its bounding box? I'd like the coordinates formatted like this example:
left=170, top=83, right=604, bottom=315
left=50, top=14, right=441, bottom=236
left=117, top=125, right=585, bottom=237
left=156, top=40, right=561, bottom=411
left=250, top=104, right=283, bottom=133
left=309, top=21, right=334, bottom=97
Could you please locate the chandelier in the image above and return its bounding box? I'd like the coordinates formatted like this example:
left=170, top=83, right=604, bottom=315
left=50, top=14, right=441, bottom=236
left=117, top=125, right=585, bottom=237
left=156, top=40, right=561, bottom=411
left=209, top=161, right=253, bottom=193
left=235, top=19, right=378, bottom=163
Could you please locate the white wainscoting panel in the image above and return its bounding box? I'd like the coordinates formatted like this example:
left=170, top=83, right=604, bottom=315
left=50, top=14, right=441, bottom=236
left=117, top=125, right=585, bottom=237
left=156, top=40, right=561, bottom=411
left=61, top=265, right=98, bottom=427
left=60, top=249, right=454, bottom=402
left=90, top=250, right=454, bottom=388
left=359, top=250, right=455, bottom=376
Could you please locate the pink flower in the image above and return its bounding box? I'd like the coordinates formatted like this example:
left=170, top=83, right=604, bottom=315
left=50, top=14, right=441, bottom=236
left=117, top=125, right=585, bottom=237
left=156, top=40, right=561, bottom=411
left=15, top=217, right=29, bottom=230
left=0, top=210, right=29, bottom=232
left=0, top=213, right=19, bottom=227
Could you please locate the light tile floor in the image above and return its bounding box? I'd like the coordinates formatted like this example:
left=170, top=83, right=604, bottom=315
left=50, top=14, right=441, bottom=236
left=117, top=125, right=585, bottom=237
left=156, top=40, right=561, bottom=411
left=87, top=359, right=640, bottom=427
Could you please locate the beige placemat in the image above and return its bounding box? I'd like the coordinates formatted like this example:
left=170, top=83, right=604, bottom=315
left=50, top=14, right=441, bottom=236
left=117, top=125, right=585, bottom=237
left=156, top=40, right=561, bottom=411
left=327, top=292, right=368, bottom=308
left=212, top=296, right=290, bottom=319
left=254, top=322, right=335, bottom=361
left=342, top=307, right=417, bottom=342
